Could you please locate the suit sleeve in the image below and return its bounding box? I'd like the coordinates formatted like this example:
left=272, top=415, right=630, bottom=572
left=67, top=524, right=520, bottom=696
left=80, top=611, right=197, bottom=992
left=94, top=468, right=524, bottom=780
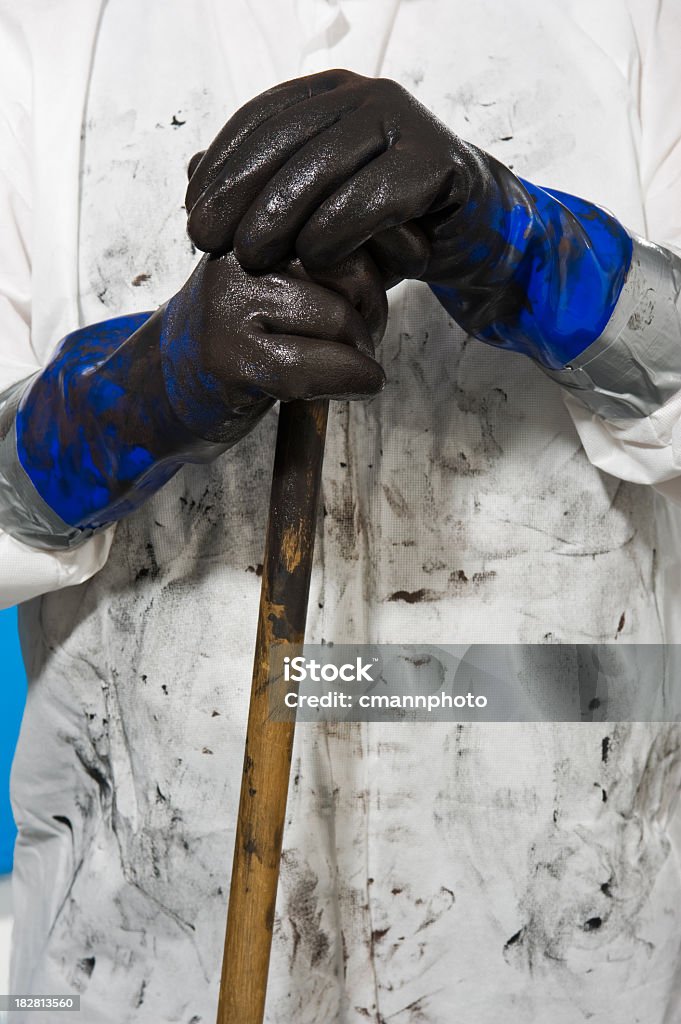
left=0, top=11, right=115, bottom=610
left=560, top=0, right=681, bottom=504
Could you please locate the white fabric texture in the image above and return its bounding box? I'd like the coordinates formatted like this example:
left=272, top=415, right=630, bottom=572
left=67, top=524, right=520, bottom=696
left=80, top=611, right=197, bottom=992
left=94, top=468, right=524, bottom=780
left=5, top=2, right=681, bottom=1023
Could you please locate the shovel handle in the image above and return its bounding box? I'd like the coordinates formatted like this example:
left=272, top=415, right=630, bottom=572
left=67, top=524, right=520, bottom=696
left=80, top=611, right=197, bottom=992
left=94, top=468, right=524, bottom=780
left=216, top=397, right=329, bottom=1024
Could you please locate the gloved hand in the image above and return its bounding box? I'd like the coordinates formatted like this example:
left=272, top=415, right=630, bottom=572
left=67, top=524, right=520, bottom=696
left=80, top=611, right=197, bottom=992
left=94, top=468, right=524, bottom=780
left=185, top=69, right=633, bottom=372
left=2, top=247, right=386, bottom=549
left=157, top=247, right=387, bottom=442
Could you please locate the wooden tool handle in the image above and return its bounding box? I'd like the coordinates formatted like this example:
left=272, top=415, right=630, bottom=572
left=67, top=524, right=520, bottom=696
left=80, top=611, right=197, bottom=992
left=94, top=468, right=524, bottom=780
left=216, top=397, right=329, bottom=1024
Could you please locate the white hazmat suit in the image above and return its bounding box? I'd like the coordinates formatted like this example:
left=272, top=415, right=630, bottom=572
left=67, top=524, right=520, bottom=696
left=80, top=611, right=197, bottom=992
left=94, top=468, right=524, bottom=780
left=2, top=1, right=681, bottom=1021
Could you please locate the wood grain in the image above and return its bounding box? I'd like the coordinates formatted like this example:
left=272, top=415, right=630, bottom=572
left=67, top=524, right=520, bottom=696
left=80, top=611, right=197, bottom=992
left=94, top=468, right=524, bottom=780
left=216, top=398, right=329, bottom=1024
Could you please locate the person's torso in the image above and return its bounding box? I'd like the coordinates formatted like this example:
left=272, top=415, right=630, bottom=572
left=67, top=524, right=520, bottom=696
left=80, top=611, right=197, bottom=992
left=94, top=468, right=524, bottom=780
left=10, top=3, right=681, bottom=1021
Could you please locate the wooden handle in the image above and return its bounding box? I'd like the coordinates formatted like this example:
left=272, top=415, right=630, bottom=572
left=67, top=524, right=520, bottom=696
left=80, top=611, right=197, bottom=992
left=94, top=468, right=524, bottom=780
left=216, top=398, right=329, bottom=1024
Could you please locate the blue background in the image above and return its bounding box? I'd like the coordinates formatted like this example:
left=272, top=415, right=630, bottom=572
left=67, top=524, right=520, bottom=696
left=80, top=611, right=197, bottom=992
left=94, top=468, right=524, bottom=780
left=0, top=607, right=26, bottom=874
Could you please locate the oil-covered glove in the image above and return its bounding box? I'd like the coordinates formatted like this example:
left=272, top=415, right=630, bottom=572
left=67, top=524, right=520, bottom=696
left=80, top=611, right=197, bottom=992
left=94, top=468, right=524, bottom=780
left=156, top=247, right=386, bottom=440
left=0, top=248, right=386, bottom=550
left=185, top=69, right=632, bottom=373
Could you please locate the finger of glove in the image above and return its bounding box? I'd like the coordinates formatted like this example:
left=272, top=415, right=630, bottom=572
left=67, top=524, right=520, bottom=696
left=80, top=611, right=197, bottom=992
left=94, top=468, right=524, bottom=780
left=233, top=111, right=390, bottom=271
left=304, top=249, right=388, bottom=350
left=187, top=150, right=206, bottom=181
left=366, top=222, right=431, bottom=282
left=185, top=70, right=352, bottom=226
left=261, top=274, right=378, bottom=358
left=252, top=332, right=386, bottom=402
left=296, top=147, right=437, bottom=270
left=188, top=90, right=361, bottom=253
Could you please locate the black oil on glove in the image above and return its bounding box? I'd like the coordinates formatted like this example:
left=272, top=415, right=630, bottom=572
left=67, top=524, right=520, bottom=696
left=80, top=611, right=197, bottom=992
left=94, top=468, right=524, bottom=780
left=158, top=247, right=387, bottom=443
left=8, top=247, right=386, bottom=547
left=184, top=70, right=633, bottom=372
left=184, top=68, right=511, bottom=282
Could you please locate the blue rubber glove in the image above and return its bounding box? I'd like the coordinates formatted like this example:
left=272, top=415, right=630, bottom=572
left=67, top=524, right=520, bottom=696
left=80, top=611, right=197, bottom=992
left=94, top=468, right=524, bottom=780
left=184, top=69, right=632, bottom=373
left=0, top=250, right=387, bottom=549
left=427, top=173, right=632, bottom=370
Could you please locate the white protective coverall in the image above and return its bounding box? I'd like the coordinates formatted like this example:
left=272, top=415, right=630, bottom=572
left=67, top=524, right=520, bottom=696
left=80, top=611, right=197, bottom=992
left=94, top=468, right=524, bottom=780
left=2, top=1, right=681, bottom=1022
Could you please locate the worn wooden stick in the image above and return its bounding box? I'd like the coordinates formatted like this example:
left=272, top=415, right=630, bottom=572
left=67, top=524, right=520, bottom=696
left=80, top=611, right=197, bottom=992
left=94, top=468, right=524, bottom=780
left=216, top=397, right=329, bottom=1024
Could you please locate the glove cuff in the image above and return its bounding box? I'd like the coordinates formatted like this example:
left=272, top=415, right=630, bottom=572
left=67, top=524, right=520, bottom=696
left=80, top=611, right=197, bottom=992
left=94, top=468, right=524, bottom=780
left=0, top=377, right=89, bottom=550
left=538, top=234, right=681, bottom=419
left=428, top=159, right=633, bottom=369
left=6, top=313, right=227, bottom=546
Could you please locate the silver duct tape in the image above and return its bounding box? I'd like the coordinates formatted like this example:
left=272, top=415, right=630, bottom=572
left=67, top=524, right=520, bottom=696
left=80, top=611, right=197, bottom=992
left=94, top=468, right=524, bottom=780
left=0, top=376, right=94, bottom=550
left=541, top=233, right=681, bottom=419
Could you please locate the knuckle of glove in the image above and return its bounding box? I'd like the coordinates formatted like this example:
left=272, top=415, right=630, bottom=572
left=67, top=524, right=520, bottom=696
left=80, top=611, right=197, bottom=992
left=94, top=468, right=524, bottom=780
left=331, top=298, right=374, bottom=353
left=186, top=203, right=218, bottom=253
